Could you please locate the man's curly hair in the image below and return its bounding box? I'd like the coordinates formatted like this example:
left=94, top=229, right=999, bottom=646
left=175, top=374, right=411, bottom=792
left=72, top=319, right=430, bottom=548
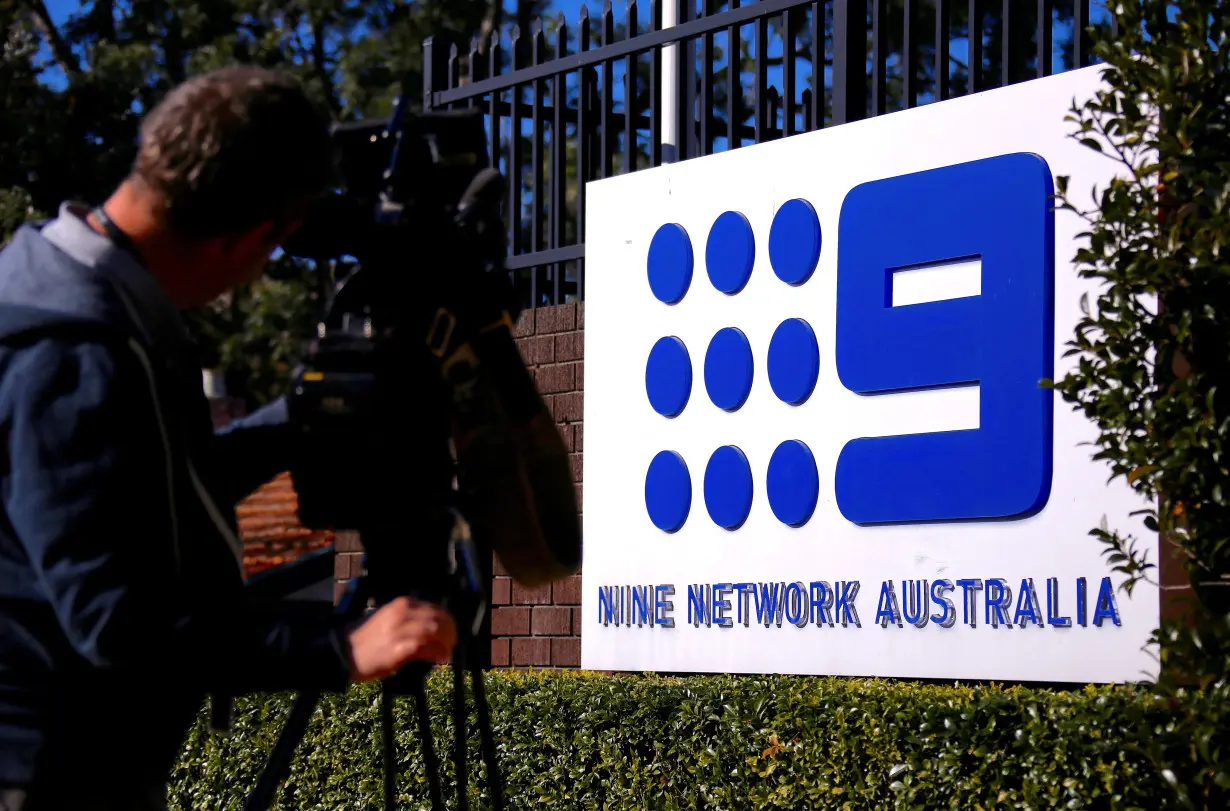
left=131, top=65, right=337, bottom=239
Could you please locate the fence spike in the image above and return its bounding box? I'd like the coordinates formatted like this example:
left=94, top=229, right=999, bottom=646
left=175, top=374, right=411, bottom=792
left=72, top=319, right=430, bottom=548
left=556, top=12, right=569, bottom=57
left=467, top=35, right=482, bottom=84
left=579, top=3, right=589, bottom=22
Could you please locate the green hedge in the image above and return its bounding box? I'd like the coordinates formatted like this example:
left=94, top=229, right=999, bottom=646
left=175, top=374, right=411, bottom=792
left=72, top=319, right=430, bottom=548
left=168, top=670, right=1228, bottom=810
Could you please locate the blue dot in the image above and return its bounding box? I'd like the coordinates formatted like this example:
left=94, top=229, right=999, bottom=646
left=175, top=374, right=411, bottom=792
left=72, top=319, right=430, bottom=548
left=767, top=318, right=820, bottom=405
left=769, top=198, right=821, bottom=286
left=645, top=451, right=691, bottom=532
left=704, top=327, right=754, bottom=411
left=705, top=211, right=755, bottom=295
left=645, top=336, right=692, bottom=417
left=647, top=223, right=694, bottom=304
left=767, top=440, right=820, bottom=527
left=704, top=446, right=753, bottom=530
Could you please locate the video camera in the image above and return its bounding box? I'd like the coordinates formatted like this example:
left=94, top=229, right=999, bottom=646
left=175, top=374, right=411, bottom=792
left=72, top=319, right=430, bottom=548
left=241, top=96, right=581, bottom=811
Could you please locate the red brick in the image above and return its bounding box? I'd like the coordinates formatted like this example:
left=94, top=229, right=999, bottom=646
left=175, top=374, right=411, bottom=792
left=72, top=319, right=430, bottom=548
left=491, top=607, right=530, bottom=636
left=517, top=335, right=554, bottom=365
left=531, top=606, right=572, bottom=635
left=551, top=638, right=581, bottom=667
left=511, top=637, right=551, bottom=666
left=572, top=607, right=583, bottom=635
left=558, top=424, right=575, bottom=452
left=575, top=483, right=583, bottom=510
left=491, top=638, right=510, bottom=667
left=335, top=552, right=364, bottom=579
left=535, top=303, right=576, bottom=334
left=492, top=576, right=511, bottom=605
left=552, top=392, right=583, bottom=422
left=536, top=364, right=575, bottom=394
left=575, top=361, right=584, bottom=391
left=512, top=582, right=553, bottom=605
left=575, top=424, right=583, bottom=451
left=554, top=575, right=582, bottom=605
left=513, top=309, right=535, bottom=337
left=555, top=332, right=583, bottom=361
left=577, top=302, right=585, bottom=329
left=569, top=453, right=583, bottom=482
left=335, top=531, right=363, bottom=553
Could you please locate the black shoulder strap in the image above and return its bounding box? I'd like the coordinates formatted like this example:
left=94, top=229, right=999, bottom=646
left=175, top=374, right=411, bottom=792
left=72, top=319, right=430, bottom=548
left=90, top=206, right=146, bottom=268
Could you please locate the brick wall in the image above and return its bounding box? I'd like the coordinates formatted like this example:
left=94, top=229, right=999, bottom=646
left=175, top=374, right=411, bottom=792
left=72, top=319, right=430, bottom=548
left=210, top=395, right=336, bottom=578
left=494, top=302, right=584, bottom=668
left=333, top=302, right=585, bottom=669
left=333, top=530, right=364, bottom=604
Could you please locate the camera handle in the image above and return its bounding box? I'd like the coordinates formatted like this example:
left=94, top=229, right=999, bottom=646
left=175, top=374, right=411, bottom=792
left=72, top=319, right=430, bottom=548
left=243, top=512, right=504, bottom=811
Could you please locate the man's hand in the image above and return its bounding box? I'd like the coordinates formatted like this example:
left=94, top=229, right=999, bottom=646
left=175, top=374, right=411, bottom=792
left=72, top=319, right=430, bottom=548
left=347, top=597, right=458, bottom=683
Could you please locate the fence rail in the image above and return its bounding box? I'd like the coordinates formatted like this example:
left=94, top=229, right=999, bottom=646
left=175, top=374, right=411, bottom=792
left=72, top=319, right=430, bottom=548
left=422, top=0, right=1108, bottom=312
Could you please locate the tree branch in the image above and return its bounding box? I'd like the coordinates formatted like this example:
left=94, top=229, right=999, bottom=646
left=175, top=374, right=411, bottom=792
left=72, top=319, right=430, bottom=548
left=23, top=0, right=80, bottom=76
left=89, top=0, right=115, bottom=41
left=478, top=0, right=502, bottom=53
left=310, top=15, right=341, bottom=117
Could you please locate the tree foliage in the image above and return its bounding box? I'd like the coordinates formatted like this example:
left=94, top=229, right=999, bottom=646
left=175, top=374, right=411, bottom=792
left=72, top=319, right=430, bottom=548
left=0, top=0, right=543, bottom=406
left=1053, top=1, right=1230, bottom=806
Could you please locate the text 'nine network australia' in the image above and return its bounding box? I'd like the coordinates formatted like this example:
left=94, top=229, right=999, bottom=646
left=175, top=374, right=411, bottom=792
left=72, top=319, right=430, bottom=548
left=596, top=577, right=1122, bottom=631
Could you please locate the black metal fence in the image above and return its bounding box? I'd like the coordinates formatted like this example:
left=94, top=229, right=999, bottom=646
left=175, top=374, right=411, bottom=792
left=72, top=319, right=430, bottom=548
left=422, top=0, right=1113, bottom=311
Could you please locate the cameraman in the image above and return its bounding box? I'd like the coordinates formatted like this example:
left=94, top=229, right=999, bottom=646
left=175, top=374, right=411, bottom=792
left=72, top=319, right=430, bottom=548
left=0, top=66, right=457, bottom=810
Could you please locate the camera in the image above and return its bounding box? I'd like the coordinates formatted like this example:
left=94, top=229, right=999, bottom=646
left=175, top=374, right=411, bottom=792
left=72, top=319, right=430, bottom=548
left=280, top=100, right=580, bottom=608
left=244, top=97, right=580, bottom=811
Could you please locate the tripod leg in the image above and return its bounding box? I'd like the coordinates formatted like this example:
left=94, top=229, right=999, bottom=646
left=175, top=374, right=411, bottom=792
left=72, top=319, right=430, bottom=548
left=243, top=692, right=321, bottom=811
left=452, top=642, right=469, bottom=811
left=411, top=673, right=446, bottom=811
left=243, top=568, right=374, bottom=811
left=380, top=681, right=397, bottom=811
left=467, top=663, right=506, bottom=811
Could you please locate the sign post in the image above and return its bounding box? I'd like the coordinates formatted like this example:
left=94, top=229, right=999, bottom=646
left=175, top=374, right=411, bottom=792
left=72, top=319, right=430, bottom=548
left=661, top=0, right=679, bottom=162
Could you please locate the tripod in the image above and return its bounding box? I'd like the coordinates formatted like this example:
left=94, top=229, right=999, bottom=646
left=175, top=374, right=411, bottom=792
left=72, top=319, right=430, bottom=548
left=243, top=510, right=505, bottom=811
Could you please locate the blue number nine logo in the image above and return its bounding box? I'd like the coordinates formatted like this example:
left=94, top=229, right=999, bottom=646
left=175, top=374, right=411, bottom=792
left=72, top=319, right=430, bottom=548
left=834, top=153, right=1056, bottom=525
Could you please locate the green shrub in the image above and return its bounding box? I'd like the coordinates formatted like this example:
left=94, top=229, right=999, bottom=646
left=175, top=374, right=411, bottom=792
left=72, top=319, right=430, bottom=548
left=1050, top=1, right=1230, bottom=802
left=169, top=669, right=1228, bottom=810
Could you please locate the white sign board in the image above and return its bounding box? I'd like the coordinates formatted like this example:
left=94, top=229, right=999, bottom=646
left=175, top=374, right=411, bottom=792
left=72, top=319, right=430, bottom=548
left=580, top=65, right=1160, bottom=684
